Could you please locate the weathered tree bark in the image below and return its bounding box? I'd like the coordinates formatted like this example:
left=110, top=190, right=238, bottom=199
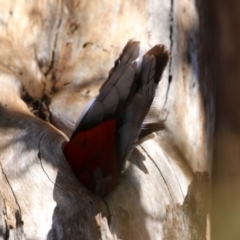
left=0, top=0, right=211, bottom=239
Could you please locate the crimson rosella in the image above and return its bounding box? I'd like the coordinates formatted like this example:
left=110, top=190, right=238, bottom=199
left=63, top=41, right=169, bottom=196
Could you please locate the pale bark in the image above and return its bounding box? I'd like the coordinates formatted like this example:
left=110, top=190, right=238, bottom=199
left=0, top=1, right=211, bottom=239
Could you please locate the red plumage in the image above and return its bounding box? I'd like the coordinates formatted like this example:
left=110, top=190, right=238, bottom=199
left=64, top=119, right=118, bottom=194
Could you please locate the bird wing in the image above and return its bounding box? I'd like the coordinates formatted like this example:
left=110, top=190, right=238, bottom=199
left=116, top=45, right=169, bottom=169
left=71, top=41, right=169, bottom=171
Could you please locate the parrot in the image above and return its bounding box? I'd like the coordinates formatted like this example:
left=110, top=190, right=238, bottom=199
left=63, top=40, right=169, bottom=197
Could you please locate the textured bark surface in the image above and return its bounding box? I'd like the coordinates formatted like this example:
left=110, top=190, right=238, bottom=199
left=0, top=0, right=211, bottom=239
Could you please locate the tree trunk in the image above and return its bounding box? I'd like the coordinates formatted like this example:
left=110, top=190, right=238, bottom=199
left=0, top=0, right=211, bottom=239
left=202, top=0, right=240, bottom=239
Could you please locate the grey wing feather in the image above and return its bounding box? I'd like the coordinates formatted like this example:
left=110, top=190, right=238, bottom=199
left=140, top=55, right=156, bottom=85
left=71, top=41, right=141, bottom=137
left=117, top=122, right=139, bottom=161
left=82, top=101, right=105, bottom=127
left=116, top=44, right=169, bottom=169
left=98, top=64, right=134, bottom=101
left=120, top=94, right=145, bottom=123
left=101, top=86, right=119, bottom=115
left=120, top=42, right=140, bottom=64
